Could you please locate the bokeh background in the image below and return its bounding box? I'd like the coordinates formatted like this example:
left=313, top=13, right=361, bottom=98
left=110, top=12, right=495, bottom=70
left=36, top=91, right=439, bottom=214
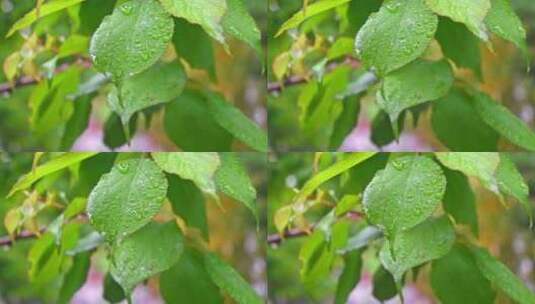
left=267, top=153, right=535, bottom=303
left=268, top=0, right=535, bottom=151
left=0, top=152, right=267, bottom=303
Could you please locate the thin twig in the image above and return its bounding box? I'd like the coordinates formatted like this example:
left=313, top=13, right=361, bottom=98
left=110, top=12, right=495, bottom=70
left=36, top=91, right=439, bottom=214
left=0, top=58, right=92, bottom=95
left=267, top=211, right=364, bottom=245
left=0, top=229, right=44, bottom=247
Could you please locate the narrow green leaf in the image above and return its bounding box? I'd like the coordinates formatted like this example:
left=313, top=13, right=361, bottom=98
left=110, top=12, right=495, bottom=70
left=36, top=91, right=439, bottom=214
left=204, top=252, right=263, bottom=304
left=152, top=152, right=220, bottom=196
left=356, top=0, right=438, bottom=76
left=111, top=222, right=184, bottom=294
left=373, top=265, right=398, bottom=301
left=363, top=155, right=446, bottom=237
left=222, top=0, right=262, bottom=55
left=87, top=158, right=168, bottom=243
left=205, top=92, right=268, bottom=152
left=58, top=252, right=91, bottom=304
left=496, top=154, right=533, bottom=220
left=89, top=0, right=174, bottom=80
left=215, top=153, right=258, bottom=221
left=334, top=250, right=362, bottom=304
left=470, top=246, right=535, bottom=304
left=103, top=273, right=126, bottom=303
left=442, top=167, right=479, bottom=236
left=276, top=0, right=352, bottom=36
left=173, top=20, right=216, bottom=79
left=7, top=0, right=87, bottom=37
left=473, top=91, right=535, bottom=151
left=9, top=153, right=97, bottom=197
left=485, top=0, right=528, bottom=57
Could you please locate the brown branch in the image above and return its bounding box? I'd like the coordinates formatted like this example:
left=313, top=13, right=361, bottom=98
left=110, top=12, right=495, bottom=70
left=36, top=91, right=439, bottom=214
left=267, top=211, right=364, bottom=245
left=267, top=57, right=361, bottom=93
left=0, top=58, right=93, bottom=94
left=0, top=228, right=45, bottom=247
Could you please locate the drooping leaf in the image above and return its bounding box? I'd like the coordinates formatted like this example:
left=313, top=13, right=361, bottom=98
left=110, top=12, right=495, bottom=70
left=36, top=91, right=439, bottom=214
left=173, top=19, right=216, bottom=79
left=355, top=0, right=438, bottom=76
left=432, top=88, right=499, bottom=151
left=215, top=153, right=258, bottom=220
left=436, top=17, right=482, bottom=77
left=431, top=244, right=496, bottom=304
left=103, top=113, right=138, bottom=150
left=110, top=221, right=184, bottom=294
left=372, top=265, right=398, bottom=301
left=167, top=175, right=209, bottom=239
left=379, top=216, right=455, bottom=283
left=7, top=0, right=87, bottom=37
left=164, top=90, right=233, bottom=151
left=160, top=247, right=223, bottom=304
left=205, top=92, right=268, bottom=152
left=103, top=273, right=126, bottom=303
left=334, top=250, right=362, bottom=304
left=9, top=153, right=97, bottom=197
left=470, top=246, right=535, bottom=304
left=473, top=91, right=535, bottom=151
left=152, top=152, right=220, bottom=196
left=363, top=155, right=446, bottom=237
left=60, top=93, right=93, bottom=150
left=496, top=154, right=533, bottom=219
left=108, top=61, right=186, bottom=125
left=424, top=0, right=491, bottom=41
left=485, top=0, right=528, bottom=56
left=329, top=95, right=361, bottom=150
left=89, top=0, right=174, bottom=80
left=222, top=0, right=262, bottom=55
left=58, top=252, right=91, bottom=304
left=87, top=158, right=168, bottom=243
left=204, top=252, right=263, bottom=304
left=159, top=0, right=227, bottom=44
left=436, top=152, right=500, bottom=194
left=379, top=59, right=453, bottom=122
left=442, top=167, right=479, bottom=236
left=276, top=0, right=352, bottom=36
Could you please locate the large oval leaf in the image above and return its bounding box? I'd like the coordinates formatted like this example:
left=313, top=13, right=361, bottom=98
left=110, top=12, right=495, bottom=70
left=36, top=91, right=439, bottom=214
left=111, top=221, right=183, bottom=294
left=363, top=155, right=446, bottom=237
left=89, top=0, right=174, bottom=80
left=87, top=158, right=168, bottom=243
left=355, top=0, right=438, bottom=76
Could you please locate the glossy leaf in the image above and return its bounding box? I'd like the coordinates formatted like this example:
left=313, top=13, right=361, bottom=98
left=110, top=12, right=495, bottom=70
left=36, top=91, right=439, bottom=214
left=496, top=154, right=533, bottom=219
left=363, top=155, right=446, bottom=237
left=222, top=0, right=262, bottom=55
left=436, top=152, right=500, bottom=193
left=89, top=0, right=174, bottom=80
left=355, top=0, right=438, bottom=76
left=110, top=221, right=184, bottom=294
left=87, top=158, right=168, bottom=242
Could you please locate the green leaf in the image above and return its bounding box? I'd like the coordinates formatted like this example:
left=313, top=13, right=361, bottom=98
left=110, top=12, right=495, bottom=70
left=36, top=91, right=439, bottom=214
left=103, top=273, right=126, bottom=303
left=373, top=265, right=398, bottom=301
left=431, top=244, right=496, bottom=304
left=436, top=152, right=500, bottom=194
left=346, top=0, right=382, bottom=37
left=329, top=95, right=361, bottom=149
left=341, top=153, right=389, bottom=195
left=379, top=216, right=455, bottom=283
left=424, top=0, right=491, bottom=41
left=442, top=167, right=479, bottom=236
left=379, top=59, right=453, bottom=122
left=204, top=252, right=263, bottom=304
left=473, top=91, right=535, bottom=151
left=108, top=61, right=186, bottom=125
left=432, top=88, right=499, bottom=151
left=470, top=246, right=535, bottom=304
left=496, top=154, right=533, bottom=219
left=9, top=153, right=97, bottom=197
left=79, top=0, right=117, bottom=35
left=111, top=221, right=184, bottom=294
left=7, top=0, right=87, bottom=37
left=60, top=93, right=93, bottom=150
left=89, top=0, right=174, bottom=80
left=173, top=19, right=216, bottom=79
left=363, top=155, right=446, bottom=237
left=152, top=152, right=220, bottom=196
left=436, top=17, right=482, bottom=77
left=164, top=90, right=233, bottom=151
left=222, top=0, right=262, bottom=55
left=205, top=92, right=268, bottom=152
left=355, top=0, right=438, bottom=76
left=160, top=247, right=223, bottom=304
left=87, top=158, right=168, bottom=243
left=485, top=0, right=528, bottom=56
left=215, top=153, right=258, bottom=220
left=167, top=175, right=209, bottom=239
left=75, top=153, right=117, bottom=197
left=334, top=250, right=362, bottom=304
left=159, top=0, right=227, bottom=44
left=58, top=252, right=91, bottom=304
left=295, top=153, right=376, bottom=205
left=276, top=0, right=352, bottom=36
left=298, top=232, right=334, bottom=288
left=103, top=113, right=138, bottom=150
left=327, top=37, right=355, bottom=60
